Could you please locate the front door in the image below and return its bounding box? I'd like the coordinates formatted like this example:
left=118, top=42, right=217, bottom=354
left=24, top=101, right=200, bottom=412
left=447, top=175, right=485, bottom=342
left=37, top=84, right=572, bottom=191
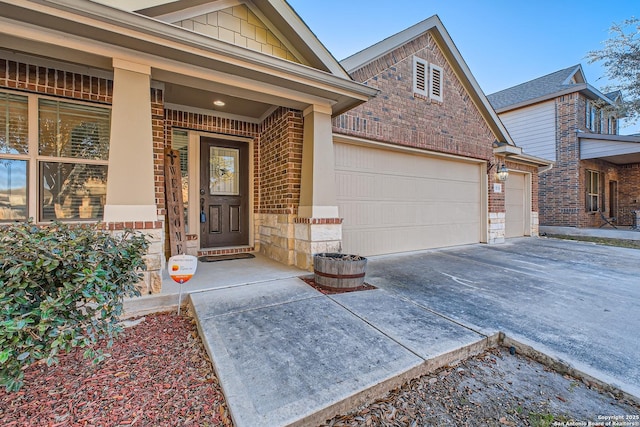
left=200, top=137, right=249, bottom=248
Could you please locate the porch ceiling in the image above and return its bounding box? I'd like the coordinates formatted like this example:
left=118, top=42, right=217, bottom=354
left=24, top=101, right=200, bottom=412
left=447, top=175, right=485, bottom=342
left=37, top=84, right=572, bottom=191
left=579, top=133, right=640, bottom=165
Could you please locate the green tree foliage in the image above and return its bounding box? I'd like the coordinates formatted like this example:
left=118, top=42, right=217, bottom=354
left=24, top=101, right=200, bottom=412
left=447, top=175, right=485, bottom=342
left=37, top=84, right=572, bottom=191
left=588, top=18, right=640, bottom=124
left=0, top=222, right=149, bottom=391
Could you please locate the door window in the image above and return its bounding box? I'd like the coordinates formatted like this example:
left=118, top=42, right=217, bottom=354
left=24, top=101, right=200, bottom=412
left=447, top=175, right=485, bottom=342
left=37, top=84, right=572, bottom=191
left=209, top=147, right=239, bottom=195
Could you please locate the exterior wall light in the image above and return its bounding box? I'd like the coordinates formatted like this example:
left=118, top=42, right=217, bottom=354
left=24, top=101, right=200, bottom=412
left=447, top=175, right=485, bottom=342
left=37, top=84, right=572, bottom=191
left=488, top=161, right=509, bottom=181
left=496, top=164, right=509, bottom=181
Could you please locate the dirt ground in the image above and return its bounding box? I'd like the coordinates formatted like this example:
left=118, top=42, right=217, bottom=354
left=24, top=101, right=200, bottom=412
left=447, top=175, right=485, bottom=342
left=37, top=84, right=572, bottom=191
left=320, top=346, right=640, bottom=426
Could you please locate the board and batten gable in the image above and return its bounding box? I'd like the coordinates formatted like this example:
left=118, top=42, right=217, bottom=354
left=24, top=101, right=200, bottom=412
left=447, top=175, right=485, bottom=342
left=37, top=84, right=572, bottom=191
left=498, top=101, right=556, bottom=162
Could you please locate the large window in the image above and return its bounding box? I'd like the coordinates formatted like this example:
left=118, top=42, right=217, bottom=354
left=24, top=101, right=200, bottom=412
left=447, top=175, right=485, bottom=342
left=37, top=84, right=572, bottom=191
left=586, top=170, right=601, bottom=212
left=0, top=93, right=29, bottom=221
left=0, top=90, right=110, bottom=222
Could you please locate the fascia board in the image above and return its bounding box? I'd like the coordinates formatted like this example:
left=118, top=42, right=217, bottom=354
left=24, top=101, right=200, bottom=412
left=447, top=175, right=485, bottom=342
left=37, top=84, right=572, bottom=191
left=578, top=133, right=640, bottom=143
left=428, top=19, right=514, bottom=146
left=261, top=0, right=351, bottom=78
left=341, top=15, right=442, bottom=73
left=494, top=85, right=587, bottom=113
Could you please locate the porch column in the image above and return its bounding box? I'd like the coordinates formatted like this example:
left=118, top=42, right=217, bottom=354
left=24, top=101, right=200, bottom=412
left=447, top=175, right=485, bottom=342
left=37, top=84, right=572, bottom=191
left=104, top=58, right=157, bottom=222
left=295, top=104, right=342, bottom=269
left=299, top=104, right=338, bottom=218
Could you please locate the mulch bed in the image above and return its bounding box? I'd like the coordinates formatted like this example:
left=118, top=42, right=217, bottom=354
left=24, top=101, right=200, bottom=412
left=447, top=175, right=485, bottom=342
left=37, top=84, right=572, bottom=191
left=0, top=312, right=232, bottom=427
left=300, top=275, right=377, bottom=295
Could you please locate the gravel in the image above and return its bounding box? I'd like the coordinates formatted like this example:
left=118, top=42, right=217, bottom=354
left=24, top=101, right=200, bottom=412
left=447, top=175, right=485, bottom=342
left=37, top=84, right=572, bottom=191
left=2, top=313, right=638, bottom=427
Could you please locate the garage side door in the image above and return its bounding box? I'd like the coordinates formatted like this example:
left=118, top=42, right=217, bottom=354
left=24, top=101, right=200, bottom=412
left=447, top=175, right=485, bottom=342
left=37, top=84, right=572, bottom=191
left=335, top=142, right=482, bottom=256
left=505, top=172, right=526, bottom=238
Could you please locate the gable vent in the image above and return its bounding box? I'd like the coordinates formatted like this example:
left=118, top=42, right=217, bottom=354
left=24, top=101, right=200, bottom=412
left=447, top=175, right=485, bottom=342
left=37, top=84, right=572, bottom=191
left=413, top=56, right=428, bottom=97
left=429, top=64, right=443, bottom=102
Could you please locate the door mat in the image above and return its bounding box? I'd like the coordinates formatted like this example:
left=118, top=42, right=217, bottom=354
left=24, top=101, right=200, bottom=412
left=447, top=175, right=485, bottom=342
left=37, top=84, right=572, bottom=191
left=300, top=275, right=377, bottom=295
left=198, top=253, right=255, bottom=263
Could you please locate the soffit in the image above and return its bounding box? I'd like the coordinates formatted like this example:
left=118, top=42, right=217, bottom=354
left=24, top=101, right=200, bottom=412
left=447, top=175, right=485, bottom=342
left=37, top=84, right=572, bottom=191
left=580, top=134, right=640, bottom=165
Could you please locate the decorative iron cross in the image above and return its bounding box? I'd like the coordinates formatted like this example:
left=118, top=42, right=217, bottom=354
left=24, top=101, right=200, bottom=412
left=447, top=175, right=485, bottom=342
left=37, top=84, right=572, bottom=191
left=167, top=150, right=178, bottom=165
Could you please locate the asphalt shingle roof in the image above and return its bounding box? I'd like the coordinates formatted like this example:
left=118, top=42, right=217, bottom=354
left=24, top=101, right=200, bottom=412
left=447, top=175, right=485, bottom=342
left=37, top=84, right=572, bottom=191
left=487, top=65, right=583, bottom=111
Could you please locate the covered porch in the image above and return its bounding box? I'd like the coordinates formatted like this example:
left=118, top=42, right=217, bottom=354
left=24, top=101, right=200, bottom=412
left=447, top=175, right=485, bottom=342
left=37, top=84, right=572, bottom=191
left=579, top=132, right=640, bottom=227
left=0, top=0, right=377, bottom=294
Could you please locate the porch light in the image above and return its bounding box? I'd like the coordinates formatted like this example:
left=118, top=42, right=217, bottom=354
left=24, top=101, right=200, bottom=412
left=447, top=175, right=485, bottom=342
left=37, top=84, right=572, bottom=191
left=496, top=164, right=509, bottom=182
left=488, top=160, right=509, bottom=181
left=213, top=100, right=225, bottom=107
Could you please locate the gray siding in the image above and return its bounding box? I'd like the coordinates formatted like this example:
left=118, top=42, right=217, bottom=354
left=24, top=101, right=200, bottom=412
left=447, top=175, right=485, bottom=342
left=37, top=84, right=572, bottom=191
left=499, top=101, right=556, bottom=161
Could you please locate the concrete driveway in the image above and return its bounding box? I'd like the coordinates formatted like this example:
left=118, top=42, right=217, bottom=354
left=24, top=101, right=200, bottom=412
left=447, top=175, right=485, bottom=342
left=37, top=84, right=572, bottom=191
left=365, top=237, right=640, bottom=398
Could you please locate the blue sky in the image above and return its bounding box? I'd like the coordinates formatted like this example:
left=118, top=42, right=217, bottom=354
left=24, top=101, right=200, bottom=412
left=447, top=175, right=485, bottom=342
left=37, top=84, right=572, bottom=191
left=288, top=0, right=638, bottom=134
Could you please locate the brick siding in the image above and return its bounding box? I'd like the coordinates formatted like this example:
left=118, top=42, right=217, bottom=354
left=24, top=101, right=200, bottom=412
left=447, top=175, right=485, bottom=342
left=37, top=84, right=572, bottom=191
left=258, top=108, right=303, bottom=214
left=334, top=31, right=520, bottom=216
left=334, top=32, right=494, bottom=161
left=0, top=58, right=111, bottom=103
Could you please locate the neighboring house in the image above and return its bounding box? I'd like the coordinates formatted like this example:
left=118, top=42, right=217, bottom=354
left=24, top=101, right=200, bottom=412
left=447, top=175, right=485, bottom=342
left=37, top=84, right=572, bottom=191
left=0, top=0, right=547, bottom=293
left=488, top=64, right=640, bottom=228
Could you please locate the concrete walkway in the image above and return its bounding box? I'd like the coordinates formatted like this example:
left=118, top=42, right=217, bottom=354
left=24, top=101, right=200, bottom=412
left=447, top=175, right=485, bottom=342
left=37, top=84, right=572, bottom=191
left=540, top=225, right=640, bottom=240
left=189, top=237, right=640, bottom=426
left=190, top=278, right=491, bottom=426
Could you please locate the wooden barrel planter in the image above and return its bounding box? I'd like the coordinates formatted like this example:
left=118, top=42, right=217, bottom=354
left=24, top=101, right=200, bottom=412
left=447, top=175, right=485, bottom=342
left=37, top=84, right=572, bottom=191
left=313, top=253, right=367, bottom=290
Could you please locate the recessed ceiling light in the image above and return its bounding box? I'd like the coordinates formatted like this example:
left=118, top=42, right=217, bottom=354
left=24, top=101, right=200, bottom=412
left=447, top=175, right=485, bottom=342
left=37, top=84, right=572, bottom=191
left=213, top=100, right=225, bottom=107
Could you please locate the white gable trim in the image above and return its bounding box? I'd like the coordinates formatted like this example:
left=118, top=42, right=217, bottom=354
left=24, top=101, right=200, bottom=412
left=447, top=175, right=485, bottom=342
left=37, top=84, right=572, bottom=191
left=151, top=0, right=240, bottom=22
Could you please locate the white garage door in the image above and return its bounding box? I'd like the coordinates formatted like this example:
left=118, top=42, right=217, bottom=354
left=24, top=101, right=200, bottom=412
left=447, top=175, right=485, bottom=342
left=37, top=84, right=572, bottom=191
left=335, top=142, right=483, bottom=256
left=505, top=172, right=526, bottom=238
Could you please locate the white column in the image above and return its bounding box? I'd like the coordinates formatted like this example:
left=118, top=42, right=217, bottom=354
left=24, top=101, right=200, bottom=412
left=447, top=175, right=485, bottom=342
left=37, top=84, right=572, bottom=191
left=104, top=58, right=157, bottom=222
left=298, top=104, right=339, bottom=218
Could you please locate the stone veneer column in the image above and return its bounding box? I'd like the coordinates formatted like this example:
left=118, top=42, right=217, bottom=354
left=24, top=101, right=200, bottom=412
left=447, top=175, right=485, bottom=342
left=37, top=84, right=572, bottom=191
left=488, top=212, right=505, bottom=244
left=530, top=211, right=539, bottom=237
left=294, top=218, right=342, bottom=270
left=104, top=58, right=157, bottom=222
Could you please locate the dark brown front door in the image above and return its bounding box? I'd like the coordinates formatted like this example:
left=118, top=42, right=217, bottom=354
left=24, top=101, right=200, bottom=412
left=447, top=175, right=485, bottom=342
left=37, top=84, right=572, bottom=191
left=200, top=137, right=249, bottom=248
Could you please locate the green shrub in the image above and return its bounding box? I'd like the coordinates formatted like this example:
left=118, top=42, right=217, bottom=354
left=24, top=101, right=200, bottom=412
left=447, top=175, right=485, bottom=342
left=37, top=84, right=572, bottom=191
left=0, top=221, right=149, bottom=391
